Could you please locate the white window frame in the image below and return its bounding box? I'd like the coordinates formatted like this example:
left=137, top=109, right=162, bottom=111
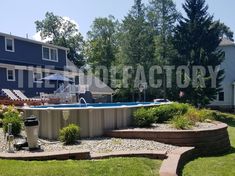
left=33, top=72, right=43, bottom=83
left=42, top=46, right=50, bottom=60
left=7, top=69, right=15, bottom=81
left=42, top=46, right=58, bottom=62
left=5, top=38, right=15, bottom=52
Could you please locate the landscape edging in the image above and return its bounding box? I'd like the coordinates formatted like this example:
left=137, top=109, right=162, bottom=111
left=0, top=148, right=197, bottom=176
left=0, top=150, right=91, bottom=160
left=159, top=147, right=196, bottom=176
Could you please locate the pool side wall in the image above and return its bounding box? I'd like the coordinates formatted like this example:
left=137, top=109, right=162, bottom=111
left=23, top=107, right=135, bottom=140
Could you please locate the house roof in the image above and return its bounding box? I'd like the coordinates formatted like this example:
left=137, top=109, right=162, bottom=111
left=79, top=75, right=115, bottom=95
left=0, top=32, right=69, bottom=51
left=220, top=38, right=235, bottom=47
left=66, top=59, right=114, bottom=95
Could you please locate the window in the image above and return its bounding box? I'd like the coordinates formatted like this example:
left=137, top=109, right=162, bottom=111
left=218, top=92, right=224, bottom=101
left=5, top=38, right=15, bottom=52
left=50, top=48, right=58, bottom=61
left=33, top=72, right=42, bottom=83
left=42, top=47, right=50, bottom=60
left=42, top=47, right=58, bottom=62
left=7, top=69, right=15, bottom=81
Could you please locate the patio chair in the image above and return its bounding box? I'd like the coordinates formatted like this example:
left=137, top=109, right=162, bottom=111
left=2, top=89, right=19, bottom=101
left=14, top=90, right=60, bottom=105
left=13, top=90, right=33, bottom=101
left=13, top=90, right=29, bottom=101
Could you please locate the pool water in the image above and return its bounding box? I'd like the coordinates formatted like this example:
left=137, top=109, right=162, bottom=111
left=34, top=102, right=161, bottom=109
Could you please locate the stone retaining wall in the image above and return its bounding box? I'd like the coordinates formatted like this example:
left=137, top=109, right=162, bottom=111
left=0, top=150, right=90, bottom=161
left=160, top=147, right=196, bottom=176
left=105, top=122, right=231, bottom=155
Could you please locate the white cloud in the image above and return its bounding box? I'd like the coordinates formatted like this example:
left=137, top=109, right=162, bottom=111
left=63, top=16, right=80, bottom=30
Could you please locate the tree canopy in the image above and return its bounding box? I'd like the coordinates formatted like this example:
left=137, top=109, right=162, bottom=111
left=172, top=0, right=225, bottom=106
left=34, top=0, right=234, bottom=104
left=35, top=12, right=85, bottom=68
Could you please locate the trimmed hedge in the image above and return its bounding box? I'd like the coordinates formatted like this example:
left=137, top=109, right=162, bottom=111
left=133, top=108, right=157, bottom=127
left=59, top=124, right=80, bottom=145
left=154, top=103, right=191, bottom=123
left=132, top=103, right=223, bottom=130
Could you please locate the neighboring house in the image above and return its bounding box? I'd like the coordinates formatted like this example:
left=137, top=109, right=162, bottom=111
left=210, top=38, right=235, bottom=111
left=0, top=32, right=114, bottom=102
left=66, top=59, right=114, bottom=102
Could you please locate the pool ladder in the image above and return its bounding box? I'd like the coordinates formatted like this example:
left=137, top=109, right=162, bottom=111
left=78, top=97, right=87, bottom=107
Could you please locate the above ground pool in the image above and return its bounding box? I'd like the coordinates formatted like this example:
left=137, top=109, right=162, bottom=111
left=33, top=102, right=163, bottom=109
left=23, top=102, right=170, bottom=140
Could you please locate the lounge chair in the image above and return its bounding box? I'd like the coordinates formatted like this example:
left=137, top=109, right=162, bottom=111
left=2, top=89, right=19, bottom=101
left=13, top=90, right=30, bottom=101
left=13, top=90, right=60, bottom=105
left=1, top=89, right=42, bottom=106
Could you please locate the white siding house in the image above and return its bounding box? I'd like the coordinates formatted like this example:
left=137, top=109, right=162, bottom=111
left=210, top=39, right=235, bottom=110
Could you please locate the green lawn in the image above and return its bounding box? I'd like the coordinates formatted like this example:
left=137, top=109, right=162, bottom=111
left=0, top=157, right=161, bottom=176
left=183, top=116, right=235, bottom=176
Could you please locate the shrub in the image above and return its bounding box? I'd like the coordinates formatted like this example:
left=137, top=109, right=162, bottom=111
left=155, top=103, right=191, bottom=123
left=206, top=110, right=234, bottom=121
left=59, top=124, right=80, bottom=145
left=0, top=105, right=7, bottom=119
left=181, top=108, right=215, bottom=124
left=197, top=109, right=215, bottom=122
left=170, top=116, right=192, bottom=130
left=2, top=106, right=22, bottom=136
left=3, top=116, right=22, bottom=136
left=133, top=108, right=157, bottom=127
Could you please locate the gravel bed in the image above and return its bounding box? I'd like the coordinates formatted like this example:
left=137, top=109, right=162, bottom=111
left=1, top=122, right=216, bottom=154
left=130, top=122, right=217, bottom=131
left=40, top=137, right=178, bottom=154
left=0, top=129, right=178, bottom=154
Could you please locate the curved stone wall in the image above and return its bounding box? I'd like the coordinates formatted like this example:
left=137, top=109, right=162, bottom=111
left=105, top=122, right=231, bottom=155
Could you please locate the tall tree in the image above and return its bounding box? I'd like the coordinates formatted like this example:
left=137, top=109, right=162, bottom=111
left=216, top=21, right=234, bottom=41
left=147, top=0, right=179, bottom=99
left=86, top=16, right=119, bottom=86
left=172, top=0, right=224, bottom=106
left=118, top=0, right=155, bottom=101
left=35, top=12, right=85, bottom=68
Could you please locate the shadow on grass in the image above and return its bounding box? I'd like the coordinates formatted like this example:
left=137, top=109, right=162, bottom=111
left=215, top=112, right=235, bottom=127
left=179, top=115, right=235, bottom=176
left=228, top=146, right=235, bottom=154
left=179, top=146, right=235, bottom=176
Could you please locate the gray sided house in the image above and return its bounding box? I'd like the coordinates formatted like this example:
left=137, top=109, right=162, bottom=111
left=66, top=59, right=114, bottom=102
left=0, top=32, right=114, bottom=101
left=210, top=39, right=235, bottom=111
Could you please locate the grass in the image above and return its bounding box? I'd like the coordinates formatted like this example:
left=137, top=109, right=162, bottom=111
left=183, top=114, right=235, bottom=176
left=0, top=157, right=162, bottom=176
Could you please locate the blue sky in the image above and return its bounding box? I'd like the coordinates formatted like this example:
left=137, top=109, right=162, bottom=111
left=0, top=0, right=234, bottom=39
